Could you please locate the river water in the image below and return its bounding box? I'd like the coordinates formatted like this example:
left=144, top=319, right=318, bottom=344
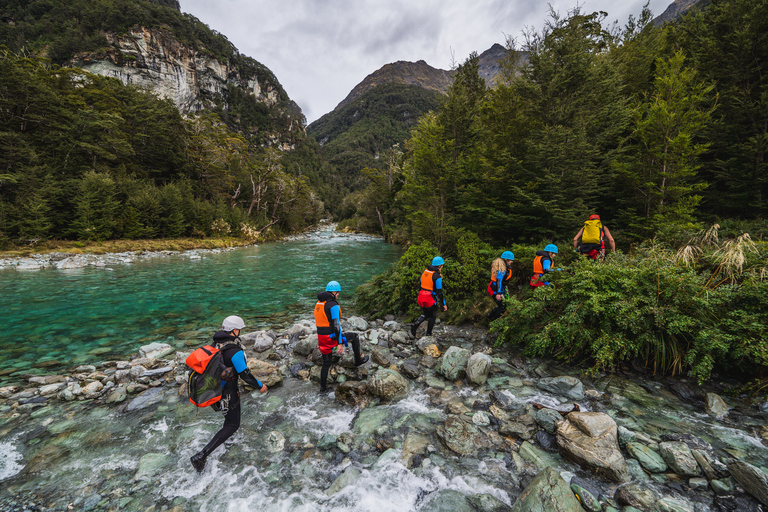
left=0, top=229, right=402, bottom=383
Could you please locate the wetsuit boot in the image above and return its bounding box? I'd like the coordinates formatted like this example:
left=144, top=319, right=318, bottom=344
left=411, top=315, right=425, bottom=336
left=347, top=333, right=369, bottom=366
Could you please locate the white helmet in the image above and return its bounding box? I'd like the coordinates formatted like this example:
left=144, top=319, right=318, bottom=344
left=222, top=315, right=245, bottom=332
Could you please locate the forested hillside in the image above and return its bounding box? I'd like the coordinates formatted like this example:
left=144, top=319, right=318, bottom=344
left=0, top=0, right=321, bottom=245
left=307, top=83, right=442, bottom=212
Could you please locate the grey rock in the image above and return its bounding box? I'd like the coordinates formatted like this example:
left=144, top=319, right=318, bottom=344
left=499, top=414, right=537, bottom=440
left=39, top=383, right=67, bottom=396
left=533, top=407, right=564, bottom=434
left=436, top=416, right=489, bottom=456
left=344, top=316, right=368, bottom=331
left=399, top=361, right=420, bottom=380
left=466, top=352, right=492, bottom=385
left=325, top=466, right=362, bottom=496
left=367, top=368, right=408, bottom=401
left=139, top=342, right=174, bottom=359
left=141, top=366, right=173, bottom=377
left=106, top=387, right=127, bottom=404
left=420, top=489, right=475, bottom=512
left=509, top=467, right=584, bottom=512
left=241, top=330, right=275, bottom=352
left=659, top=441, right=701, bottom=477
left=124, top=387, right=164, bottom=412
left=706, top=392, right=729, bottom=419
left=293, top=334, right=317, bottom=356
left=417, top=335, right=439, bottom=352
left=436, top=346, right=470, bottom=381
left=556, top=412, right=629, bottom=482
left=728, top=460, right=768, bottom=506
left=614, top=482, right=660, bottom=510
left=382, top=320, right=399, bottom=331
left=537, top=376, right=584, bottom=400
left=626, top=442, right=667, bottom=473
left=655, top=496, right=695, bottom=512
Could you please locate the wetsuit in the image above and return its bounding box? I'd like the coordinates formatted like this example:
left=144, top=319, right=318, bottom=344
left=530, top=251, right=554, bottom=288
left=314, top=291, right=365, bottom=392
left=412, top=265, right=445, bottom=336
left=487, top=264, right=512, bottom=321
left=191, top=330, right=263, bottom=470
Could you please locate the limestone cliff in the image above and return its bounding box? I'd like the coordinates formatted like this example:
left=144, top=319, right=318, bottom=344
left=70, top=26, right=304, bottom=149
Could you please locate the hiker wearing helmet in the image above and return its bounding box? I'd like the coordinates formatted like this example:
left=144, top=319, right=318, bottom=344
left=530, top=244, right=560, bottom=288
left=487, top=251, right=514, bottom=321
left=314, top=281, right=369, bottom=394
left=190, top=315, right=268, bottom=473
left=411, top=256, right=447, bottom=336
left=573, top=214, right=615, bottom=260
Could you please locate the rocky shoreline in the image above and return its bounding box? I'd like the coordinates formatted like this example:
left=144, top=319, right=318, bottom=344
left=2, top=315, right=768, bottom=512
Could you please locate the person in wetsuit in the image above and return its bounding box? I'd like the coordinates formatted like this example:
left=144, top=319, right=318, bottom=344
left=314, top=281, right=369, bottom=394
left=530, top=244, right=560, bottom=287
left=411, top=256, right=448, bottom=337
left=487, top=251, right=514, bottom=321
left=190, top=315, right=267, bottom=473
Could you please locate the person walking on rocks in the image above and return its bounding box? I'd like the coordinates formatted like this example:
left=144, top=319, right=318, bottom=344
left=314, top=281, right=369, bottom=394
left=411, top=256, right=447, bottom=336
left=487, top=251, right=514, bottom=321
left=190, top=315, right=267, bottom=473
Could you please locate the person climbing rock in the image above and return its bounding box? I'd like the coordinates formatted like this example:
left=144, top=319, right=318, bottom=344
left=573, top=214, right=615, bottom=260
left=314, top=281, right=369, bottom=394
left=411, top=256, right=447, bottom=336
left=190, top=315, right=267, bottom=473
left=487, top=251, right=514, bottom=321
left=530, top=244, right=560, bottom=288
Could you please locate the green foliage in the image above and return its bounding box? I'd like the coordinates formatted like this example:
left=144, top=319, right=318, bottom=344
left=355, top=240, right=438, bottom=317
left=0, top=53, right=320, bottom=242
left=492, top=237, right=768, bottom=383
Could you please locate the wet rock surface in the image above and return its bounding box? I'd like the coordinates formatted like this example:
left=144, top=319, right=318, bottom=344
left=0, top=316, right=767, bottom=512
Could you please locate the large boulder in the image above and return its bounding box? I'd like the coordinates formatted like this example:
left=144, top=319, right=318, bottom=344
left=614, top=482, right=661, bottom=510
left=728, top=461, right=768, bottom=506
left=706, top=392, right=729, bottom=419
left=466, top=353, right=493, bottom=385
left=344, top=316, right=368, bottom=331
left=437, top=346, right=470, bottom=381
left=367, top=369, right=408, bottom=401
left=293, top=334, right=317, bottom=356
left=537, top=376, right=584, bottom=400
left=240, top=330, right=275, bottom=352
left=510, top=467, right=584, bottom=512
left=246, top=359, right=283, bottom=387
left=556, top=412, right=629, bottom=482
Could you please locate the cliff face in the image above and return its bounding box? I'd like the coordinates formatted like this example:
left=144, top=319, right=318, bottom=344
left=72, top=27, right=276, bottom=112
left=70, top=27, right=304, bottom=148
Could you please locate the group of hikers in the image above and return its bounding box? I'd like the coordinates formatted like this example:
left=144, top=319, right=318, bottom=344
left=189, top=215, right=614, bottom=473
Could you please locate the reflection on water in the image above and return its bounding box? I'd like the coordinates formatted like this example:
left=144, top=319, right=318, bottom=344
left=0, top=231, right=402, bottom=381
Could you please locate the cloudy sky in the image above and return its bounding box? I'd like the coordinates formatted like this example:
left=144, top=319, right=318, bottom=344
left=179, top=0, right=672, bottom=124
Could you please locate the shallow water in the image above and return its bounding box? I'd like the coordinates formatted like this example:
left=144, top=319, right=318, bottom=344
left=0, top=230, right=402, bottom=383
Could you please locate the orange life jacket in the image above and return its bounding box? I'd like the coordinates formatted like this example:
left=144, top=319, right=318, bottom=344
left=420, top=269, right=438, bottom=291
left=314, top=300, right=340, bottom=335
left=532, top=256, right=548, bottom=275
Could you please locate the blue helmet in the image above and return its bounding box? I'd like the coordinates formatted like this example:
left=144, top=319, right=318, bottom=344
left=432, top=256, right=444, bottom=266
left=501, top=251, right=514, bottom=260
left=544, top=244, right=559, bottom=254
left=326, top=281, right=341, bottom=292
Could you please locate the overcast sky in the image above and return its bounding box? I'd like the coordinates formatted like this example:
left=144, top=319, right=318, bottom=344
left=179, top=0, right=672, bottom=124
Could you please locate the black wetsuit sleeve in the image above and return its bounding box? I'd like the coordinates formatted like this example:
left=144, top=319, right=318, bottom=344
left=238, top=368, right=263, bottom=389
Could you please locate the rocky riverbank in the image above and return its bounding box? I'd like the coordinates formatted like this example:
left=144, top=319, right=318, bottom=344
left=2, top=316, right=767, bottom=512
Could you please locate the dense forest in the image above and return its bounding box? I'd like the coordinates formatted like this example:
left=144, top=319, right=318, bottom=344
left=354, top=0, right=768, bottom=384
left=0, top=53, right=320, bottom=243
left=0, top=0, right=318, bottom=244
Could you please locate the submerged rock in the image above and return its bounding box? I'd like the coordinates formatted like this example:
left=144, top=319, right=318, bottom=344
left=509, top=467, right=584, bottom=512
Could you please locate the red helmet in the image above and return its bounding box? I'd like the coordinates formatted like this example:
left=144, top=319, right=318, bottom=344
left=589, top=214, right=600, bottom=220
